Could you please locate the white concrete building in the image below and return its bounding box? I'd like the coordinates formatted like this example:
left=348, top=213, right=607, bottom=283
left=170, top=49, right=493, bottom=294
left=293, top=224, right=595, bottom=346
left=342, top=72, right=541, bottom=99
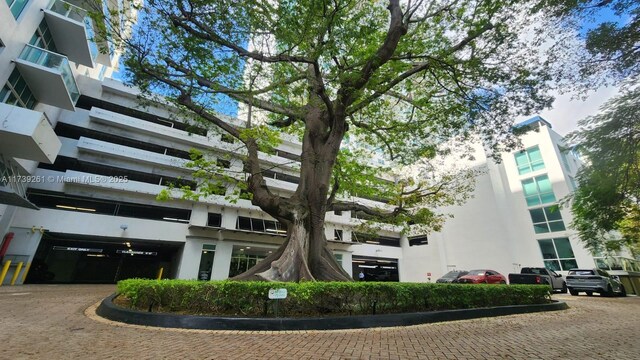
left=2, top=1, right=638, bottom=293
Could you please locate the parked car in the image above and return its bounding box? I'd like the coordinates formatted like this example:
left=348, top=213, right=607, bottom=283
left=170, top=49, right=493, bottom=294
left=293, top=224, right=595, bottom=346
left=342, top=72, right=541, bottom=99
left=436, top=270, right=469, bottom=283
left=566, top=268, right=626, bottom=297
left=457, top=269, right=507, bottom=284
left=508, top=267, right=567, bottom=293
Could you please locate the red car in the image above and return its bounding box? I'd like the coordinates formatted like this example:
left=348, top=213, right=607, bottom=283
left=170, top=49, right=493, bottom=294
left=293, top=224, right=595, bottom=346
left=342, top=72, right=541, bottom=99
left=457, top=269, right=507, bottom=284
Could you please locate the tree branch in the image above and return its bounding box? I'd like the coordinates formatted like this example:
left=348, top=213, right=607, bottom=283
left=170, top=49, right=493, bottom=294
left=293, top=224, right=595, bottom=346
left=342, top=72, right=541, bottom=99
left=165, top=59, right=305, bottom=119
left=170, top=1, right=315, bottom=64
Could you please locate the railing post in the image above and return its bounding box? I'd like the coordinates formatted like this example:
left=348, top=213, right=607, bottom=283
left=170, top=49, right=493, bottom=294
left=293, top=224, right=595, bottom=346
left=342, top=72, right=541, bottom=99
left=0, top=260, right=12, bottom=286
left=21, top=262, right=31, bottom=284
left=10, top=262, right=23, bottom=285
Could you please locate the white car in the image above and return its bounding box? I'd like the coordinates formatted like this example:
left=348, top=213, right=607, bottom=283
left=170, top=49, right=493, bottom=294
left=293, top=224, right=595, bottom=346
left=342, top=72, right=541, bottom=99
left=566, top=268, right=626, bottom=297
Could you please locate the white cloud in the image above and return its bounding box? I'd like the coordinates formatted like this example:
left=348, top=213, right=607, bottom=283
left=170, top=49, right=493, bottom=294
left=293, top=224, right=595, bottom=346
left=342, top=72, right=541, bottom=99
left=518, top=85, right=620, bottom=136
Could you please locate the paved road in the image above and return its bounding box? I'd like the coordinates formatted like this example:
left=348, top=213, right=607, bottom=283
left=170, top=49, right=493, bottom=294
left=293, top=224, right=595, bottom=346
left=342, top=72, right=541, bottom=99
left=0, top=285, right=638, bottom=359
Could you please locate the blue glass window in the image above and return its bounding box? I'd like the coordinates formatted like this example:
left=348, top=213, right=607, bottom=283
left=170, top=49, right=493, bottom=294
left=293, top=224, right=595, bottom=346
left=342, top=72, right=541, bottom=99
left=515, top=146, right=545, bottom=175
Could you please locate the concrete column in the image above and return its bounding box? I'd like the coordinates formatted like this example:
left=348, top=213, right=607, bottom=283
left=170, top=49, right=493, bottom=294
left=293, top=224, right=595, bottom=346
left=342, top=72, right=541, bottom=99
left=341, top=252, right=353, bottom=277
left=176, top=238, right=203, bottom=279
left=211, top=241, right=233, bottom=280
left=221, top=209, right=237, bottom=229
left=190, top=203, right=208, bottom=227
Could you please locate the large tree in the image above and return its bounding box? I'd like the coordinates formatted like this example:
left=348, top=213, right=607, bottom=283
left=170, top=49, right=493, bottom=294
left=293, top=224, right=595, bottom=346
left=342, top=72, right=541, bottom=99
left=100, top=0, right=559, bottom=281
left=568, top=87, right=640, bottom=255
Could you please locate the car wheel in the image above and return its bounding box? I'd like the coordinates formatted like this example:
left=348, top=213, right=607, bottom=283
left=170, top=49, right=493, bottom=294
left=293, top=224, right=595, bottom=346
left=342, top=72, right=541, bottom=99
left=619, top=285, right=626, bottom=297
left=603, top=285, right=613, bottom=297
left=586, top=291, right=593, bottom=296
left=561, top=282, right=568, bottom=294
left=569, top=289, right=579, bottom=296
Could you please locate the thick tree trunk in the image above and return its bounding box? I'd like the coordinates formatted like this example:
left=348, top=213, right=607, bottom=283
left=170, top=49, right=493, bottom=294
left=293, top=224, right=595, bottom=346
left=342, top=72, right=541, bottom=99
left=231, top=212, right=352, bottom=281
left=233, top=92, right=350, bottom=282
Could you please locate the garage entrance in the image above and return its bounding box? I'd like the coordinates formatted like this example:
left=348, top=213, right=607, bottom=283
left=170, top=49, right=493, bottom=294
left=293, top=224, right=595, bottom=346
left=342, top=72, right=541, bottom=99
left=352, top=255, right=399, bottom=282
left=26, top=232, right=182, bottom=284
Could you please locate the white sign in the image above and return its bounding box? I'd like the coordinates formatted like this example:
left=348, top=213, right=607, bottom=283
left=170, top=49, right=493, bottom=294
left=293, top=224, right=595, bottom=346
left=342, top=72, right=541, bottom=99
left=268, top=288, right=287, bottom=299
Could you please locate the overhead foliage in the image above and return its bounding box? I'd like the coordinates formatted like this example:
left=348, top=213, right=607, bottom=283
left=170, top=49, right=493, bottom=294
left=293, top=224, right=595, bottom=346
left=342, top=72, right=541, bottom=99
left=538, top=0, right=640, bottom=89
left=568, top=87, right=640, bottom=255
left=95, top=0, right=569, bottom=281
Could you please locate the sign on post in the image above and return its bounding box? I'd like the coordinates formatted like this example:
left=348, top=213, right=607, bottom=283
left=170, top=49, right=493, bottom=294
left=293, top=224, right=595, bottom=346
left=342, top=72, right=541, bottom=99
left=268, top=288, right=287, bottom=299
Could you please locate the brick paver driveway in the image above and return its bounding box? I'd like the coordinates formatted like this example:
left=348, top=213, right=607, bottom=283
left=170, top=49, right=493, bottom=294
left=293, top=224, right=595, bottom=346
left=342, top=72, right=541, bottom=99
left=0, top=285, right=638, bottom=359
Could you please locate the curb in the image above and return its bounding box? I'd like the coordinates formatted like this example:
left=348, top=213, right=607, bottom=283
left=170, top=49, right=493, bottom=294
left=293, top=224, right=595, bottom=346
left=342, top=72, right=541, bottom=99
left=96, top=294, right=569, bottom=331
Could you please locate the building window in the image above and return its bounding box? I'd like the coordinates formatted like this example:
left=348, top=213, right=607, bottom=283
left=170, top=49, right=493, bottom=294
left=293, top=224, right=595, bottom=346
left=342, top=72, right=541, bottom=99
left=334, top=229, right=343, bottom=241
left=6, top=0, right=29, bottom=19
left=229, top=253, right=266, bottom=278
left=408, top=235, right=429, bottom=246
left=538, top=238, right=578, bottom=271
left=1, top=69, right=37, bottom=109
left=515, top=145, right=545, bottom=175
left=529, top=205, right=565, bottom=234
left=216, top=159, right=231, bottom=169
left=29, top=20, right=58, bottom=52
left=207, top=213, right=222, bottom=227
left=522, top=175, right=555, bottom=207
left=236, top=216, right=285, bottom=234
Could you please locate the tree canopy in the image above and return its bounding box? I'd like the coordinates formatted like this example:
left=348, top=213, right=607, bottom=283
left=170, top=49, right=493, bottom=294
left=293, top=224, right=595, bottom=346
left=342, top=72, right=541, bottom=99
left=98, top=0, right=571, bottom=281
left=568, top=87, right=640, bottom=256
left=539, top=0, right=639, bottom=89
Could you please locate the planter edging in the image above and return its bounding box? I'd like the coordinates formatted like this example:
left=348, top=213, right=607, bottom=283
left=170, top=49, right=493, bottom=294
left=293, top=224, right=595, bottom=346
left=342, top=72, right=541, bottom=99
left=96, top=294, right=569, bottom=331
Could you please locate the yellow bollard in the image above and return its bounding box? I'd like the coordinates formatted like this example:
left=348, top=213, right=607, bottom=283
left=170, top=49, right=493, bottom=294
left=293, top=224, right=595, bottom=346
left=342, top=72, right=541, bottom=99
left=0, top=260, right=11, bottom=287
left=10, top=262, right=23, bottom=285
left=156, top=267, right=164, bottom=280
left=21, top=262, right=31, bottom=284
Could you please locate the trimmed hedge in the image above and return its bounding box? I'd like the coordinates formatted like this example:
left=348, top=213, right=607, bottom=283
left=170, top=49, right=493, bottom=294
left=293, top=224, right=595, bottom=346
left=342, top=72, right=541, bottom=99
left=116, top=279, right=551, bottom=318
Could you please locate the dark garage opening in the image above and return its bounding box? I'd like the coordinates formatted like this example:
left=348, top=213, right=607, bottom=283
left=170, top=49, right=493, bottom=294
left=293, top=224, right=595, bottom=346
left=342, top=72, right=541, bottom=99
left=352, top=255, right=399, bottom=282
left=26, top=233, right=182, bottom=284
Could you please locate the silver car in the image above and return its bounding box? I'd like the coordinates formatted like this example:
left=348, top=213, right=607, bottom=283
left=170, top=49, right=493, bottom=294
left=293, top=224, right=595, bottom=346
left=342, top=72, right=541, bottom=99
left=566, top=268, right=626, bottom=297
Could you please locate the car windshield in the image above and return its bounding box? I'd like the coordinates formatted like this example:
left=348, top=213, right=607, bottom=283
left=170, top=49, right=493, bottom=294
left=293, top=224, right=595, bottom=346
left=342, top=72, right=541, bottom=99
left=467, top=270, right=486, bottom=276
left=441, top=271, right=461, bottom=278
left=568, top=270, right=595, bottom=276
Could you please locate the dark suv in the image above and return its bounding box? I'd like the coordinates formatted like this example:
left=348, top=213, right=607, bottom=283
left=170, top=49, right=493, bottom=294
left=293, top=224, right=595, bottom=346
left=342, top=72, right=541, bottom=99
left=436, top=270, right=469, bottom=283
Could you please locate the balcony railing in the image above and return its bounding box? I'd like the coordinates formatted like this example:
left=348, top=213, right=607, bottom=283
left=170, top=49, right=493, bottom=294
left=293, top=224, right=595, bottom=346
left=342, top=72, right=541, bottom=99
left=0, top=157, right=27, bottom=198
left=47, top=0, right=87, bottom=22
left=43, top=0, right=98, bottom=66
left=18, top=44, right=80, bottom=104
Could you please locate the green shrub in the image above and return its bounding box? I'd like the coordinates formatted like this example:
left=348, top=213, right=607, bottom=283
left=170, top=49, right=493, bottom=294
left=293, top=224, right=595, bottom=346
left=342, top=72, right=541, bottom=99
left=116, top=280, right=551, bottom=317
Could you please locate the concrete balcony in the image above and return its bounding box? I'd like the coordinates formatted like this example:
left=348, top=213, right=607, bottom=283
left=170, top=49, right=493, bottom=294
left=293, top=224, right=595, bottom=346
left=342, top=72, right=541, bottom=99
left=14, top=44, right=81, bottom=111
left=43, top=0, right=97, bottom=67
left=0, top=103, right=62, bottom=163
left=0, top=156, right=38, bottom=209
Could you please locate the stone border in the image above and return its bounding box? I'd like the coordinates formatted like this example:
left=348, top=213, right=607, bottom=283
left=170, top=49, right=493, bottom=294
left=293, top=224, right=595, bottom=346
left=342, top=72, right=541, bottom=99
left=97, top=294, right=568, bottom=331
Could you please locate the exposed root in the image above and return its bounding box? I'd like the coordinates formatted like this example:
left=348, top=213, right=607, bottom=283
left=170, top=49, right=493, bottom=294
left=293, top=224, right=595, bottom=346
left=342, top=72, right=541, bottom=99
left=231, top=222, right=352, bottom=282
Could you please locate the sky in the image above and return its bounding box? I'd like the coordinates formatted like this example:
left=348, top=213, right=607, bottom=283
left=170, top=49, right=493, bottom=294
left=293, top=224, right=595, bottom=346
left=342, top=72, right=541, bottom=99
left=533, top=86, right=620, bottom=136
left=515, top=5, right=628, bottom=136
